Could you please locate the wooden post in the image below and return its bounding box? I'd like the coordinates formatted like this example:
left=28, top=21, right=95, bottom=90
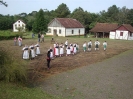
left=103, top=32, right=104, bottom=38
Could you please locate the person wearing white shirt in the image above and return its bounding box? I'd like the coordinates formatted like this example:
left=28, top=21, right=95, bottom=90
left=94, top=40, right=100, bottom=51
left=103, top=41, right=107, bottom=51
left=88, top=40, right=92, bottom=51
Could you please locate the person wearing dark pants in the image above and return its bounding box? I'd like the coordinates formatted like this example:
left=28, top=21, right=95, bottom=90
left=47, top=50, right=51, bottom=69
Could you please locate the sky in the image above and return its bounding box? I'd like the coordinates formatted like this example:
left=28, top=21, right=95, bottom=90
left=0, top=0, right=133, bottom=15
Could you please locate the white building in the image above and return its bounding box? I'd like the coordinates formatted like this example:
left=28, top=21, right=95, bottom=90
left=13, top=20, right=26, bottom=32
left=110, top=24, right=133, bottom=40
left=46, top=18, right=85, bottom=37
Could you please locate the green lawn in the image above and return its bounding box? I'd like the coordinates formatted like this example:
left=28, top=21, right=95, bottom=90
left=0, top=81, right=63, bottom=99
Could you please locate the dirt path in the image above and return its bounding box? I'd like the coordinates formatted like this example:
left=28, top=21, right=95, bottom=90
left=40, top=49, right=133, bottom=99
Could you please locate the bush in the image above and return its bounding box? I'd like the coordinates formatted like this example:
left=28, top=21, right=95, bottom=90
left=0, top=31, right=19, bottom=40
left=0, top=47, right=27, bottom=83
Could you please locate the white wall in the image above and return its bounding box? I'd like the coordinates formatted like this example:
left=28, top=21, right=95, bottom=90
left=46, top=27, right=85, bottom=37
left=115, top=30, right=128, bottom=40
left=46, top=27, right=66, bottom=36
left=65, top=28, right=85, bottom=36
left=109, top=32, right=115, bottom=39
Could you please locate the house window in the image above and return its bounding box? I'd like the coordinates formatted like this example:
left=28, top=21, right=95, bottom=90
left=18, top=21, right=20, bottom=23
left=72, top=30, right=74, bottom=34
left=120, top=32, right=123, bottom=36
left=48, top=28, right=51, bottom=33
left=59, top=29, right=61, bottom=34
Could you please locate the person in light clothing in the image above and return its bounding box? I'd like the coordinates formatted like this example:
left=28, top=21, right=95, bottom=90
left=55, top=43, right=59, bottom=57
left=29, top=44, right=35, bottom=59
left=73, top=44, right=77, bottom=54
left=66, top=45, right=71, bottom=56
left=35, top=42, right=40, bottom=55
left=59, top=43, right=64, bottom=57
left=88, top=40, right=92, bottom=51
left=94, top=40, right=100, bottom=51
left=65, top=39, right=68, bottom=47
left=103, top=41, right=107, bottom=51
left=83, top=41, right=87, bottom=52
left=18, top=36, right=22, bottom=47
left=22, top=45, right=29, bottom=59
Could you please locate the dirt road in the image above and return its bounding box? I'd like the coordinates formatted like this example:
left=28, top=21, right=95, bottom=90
left=40, top=49, right=133, bottom=99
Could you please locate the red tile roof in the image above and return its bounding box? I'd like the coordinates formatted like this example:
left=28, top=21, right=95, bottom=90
left=90, top=23, right=118, bottom=33
left=52, top=18, right=84, bottom=28
left=120, top=24, right=133, bottom=32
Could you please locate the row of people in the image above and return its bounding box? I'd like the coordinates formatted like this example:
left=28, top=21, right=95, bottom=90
left=83, top=40, right=107, bottom=52
left=22, top=43, right=40, bottom=60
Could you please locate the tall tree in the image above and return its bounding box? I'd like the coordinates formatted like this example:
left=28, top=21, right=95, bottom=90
left=106, top=5, right=119, bottom=22
left=127, top=9, right=133, bottom=26
left=71, top=7, right=91, bottom=32
left=55, top=3, right=70, bottom=18
left=118, top=6, right=129, bottom=24
left=32, top=9, right=48, bottom=33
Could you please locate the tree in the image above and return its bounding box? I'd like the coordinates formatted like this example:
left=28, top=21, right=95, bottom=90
left=0, top=0, right=8, bottom=7
left=71, top=7, right=91, bottom=33
left=32, top=9, right=48, bottom=33
left=127, top=9, right=133, bottom=26
left=55, top=3, right=70, bottom=18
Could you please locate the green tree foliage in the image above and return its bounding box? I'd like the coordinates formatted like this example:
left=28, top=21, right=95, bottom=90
left=55, top=3, right=70, bottom=18
left=0, top=15, right=14, bottom=30
left=1, top=3, right=133, bottom=32
left=71, top=7, right=91, bottom=32
left=127, top=9, right=133, bottom=26
left=32, top=9, right=48, bottom=33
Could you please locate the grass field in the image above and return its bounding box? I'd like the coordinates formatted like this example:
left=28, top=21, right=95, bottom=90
left=0, top=34, right=133, bottom=98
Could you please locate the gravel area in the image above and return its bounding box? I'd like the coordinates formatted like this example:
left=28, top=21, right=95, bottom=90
left=40, top=49, right=133, bottom=99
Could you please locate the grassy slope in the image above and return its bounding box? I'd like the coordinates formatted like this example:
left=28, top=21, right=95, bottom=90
left=0, top=81, right=62, bottom=99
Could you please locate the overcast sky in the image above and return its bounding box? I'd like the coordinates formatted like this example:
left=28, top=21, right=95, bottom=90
left=0, top=0, right=133, bottom=15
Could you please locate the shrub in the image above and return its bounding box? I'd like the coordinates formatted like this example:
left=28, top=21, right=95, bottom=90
left=0, top=31, right=19, bottom=40
left=0, top=47, right=27, bottom=83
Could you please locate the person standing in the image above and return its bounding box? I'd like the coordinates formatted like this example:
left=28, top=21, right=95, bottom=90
left=38, top=33, right=41, bottom=42
left=41, top=34, right=44, bottom=43
left=47, top=50, right=51, bottom=69
left=18, top=36, right=22, bottom=47
left=22, top=45, right=29, bottom=59
left=35, top=42, right=40, bottom=55
left=65, top=39, right=68, bottom=47
left=83, top=41, right=87, bottom=52
left=88, top=40, right=92, bottom=51
left=73, top=43, right=77, bottom=55
left=14, top=37, right=17, bottom=46
left=29, top=44, right=35, bottom=60
left=66, top=45, right=71, bottom=56
left=59, top=43, right=64, bottom=57
left=103, top=41, right=107, bottom=51
left=94, top=40, right=100, bottom=51
left=49, top=47, right=54, bottom=59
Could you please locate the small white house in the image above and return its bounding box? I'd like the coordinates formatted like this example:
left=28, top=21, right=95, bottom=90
left=109, top=24, right=133, bottom=40
left=13, top=20, right=26, bottom=32
left=46, top=18, right=85, bottom=37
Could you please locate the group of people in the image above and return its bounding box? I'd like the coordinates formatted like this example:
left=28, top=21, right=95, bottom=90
left=38, top=33, right=44, bottom=43
left=83, top=40, right=107, bottom=52
left=14, top=36, right=23, bottom=46
left=22, top=42, right=40, bottom=60
left=46, top=39, right=107, bottom=69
